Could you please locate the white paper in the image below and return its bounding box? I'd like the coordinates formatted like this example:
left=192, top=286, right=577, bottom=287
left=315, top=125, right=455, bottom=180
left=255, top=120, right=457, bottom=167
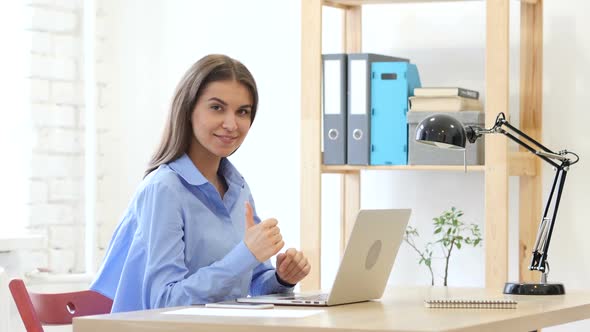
left=162, top=307, right=323, bottom=318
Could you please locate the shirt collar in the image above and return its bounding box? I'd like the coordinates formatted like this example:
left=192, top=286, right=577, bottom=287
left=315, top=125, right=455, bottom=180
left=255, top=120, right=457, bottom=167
left=168, top=153, right=245, bottom=188
left=219, top=157, right=245, bottom=188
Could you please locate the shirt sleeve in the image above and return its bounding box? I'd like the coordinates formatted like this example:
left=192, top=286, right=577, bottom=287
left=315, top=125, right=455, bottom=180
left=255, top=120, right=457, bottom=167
left=250, top=261, right=295, bottom=295
left=137, top=183, right=261, bottom=308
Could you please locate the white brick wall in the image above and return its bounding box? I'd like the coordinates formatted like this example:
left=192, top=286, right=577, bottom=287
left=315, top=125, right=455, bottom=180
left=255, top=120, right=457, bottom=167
left=26, top=7, right=78, bottom=32
left=34, top=128, right=83, bottom=153
left=49, top=249, right=76, bottom=273
left=49, top=225, right=76, bottom=249
left=26, top=31, right=52, bottom=54
left=30, top=154, right=84, bottom=178
left=27, top=180, right=49, bottom=204
left=53, top=35, right=80, bottom=58
left=29, top=204, right=76, bottom=226
left=31, top=103, right=77, bottom=127
left=7, top=0, right=115, bottom=280
left=48, top=178, right=83, bottom=201
left=54, top=0, right=82, bottom=11
left=30, top=79, right=50, bottom=102
left=19, top=251, right=50, bottom=274
left=51, top=81, right=84, bottom=105
left=20, top=0, right=94, bottom=275
left=30, top=54, right=77, bottom=80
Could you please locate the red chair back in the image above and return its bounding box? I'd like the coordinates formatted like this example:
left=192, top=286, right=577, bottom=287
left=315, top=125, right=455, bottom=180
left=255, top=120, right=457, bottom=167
left=8, top=278, right=113, bottom=332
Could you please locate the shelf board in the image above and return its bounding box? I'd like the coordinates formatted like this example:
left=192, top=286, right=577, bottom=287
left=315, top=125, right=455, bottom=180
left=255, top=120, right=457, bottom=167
left=322, top=164, right=485, bottom=173
left=323, top=0, right=536, bottom=7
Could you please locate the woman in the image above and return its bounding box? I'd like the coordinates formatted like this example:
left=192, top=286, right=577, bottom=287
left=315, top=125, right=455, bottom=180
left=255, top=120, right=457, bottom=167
left=91, top=54, right=310, bottom=313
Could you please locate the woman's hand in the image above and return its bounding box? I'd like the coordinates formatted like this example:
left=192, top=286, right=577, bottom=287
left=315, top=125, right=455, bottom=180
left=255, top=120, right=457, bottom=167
left=243, top=201, right=284, bottom=262
left=276, top=248, right=311, bottom=285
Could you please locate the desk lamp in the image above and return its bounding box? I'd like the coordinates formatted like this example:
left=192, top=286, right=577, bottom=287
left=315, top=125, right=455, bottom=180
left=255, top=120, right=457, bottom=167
left=415, top=112, right=579, bottom=295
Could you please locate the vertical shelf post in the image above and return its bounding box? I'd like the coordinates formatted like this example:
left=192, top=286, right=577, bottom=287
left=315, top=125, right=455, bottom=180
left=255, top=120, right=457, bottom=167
left=485, top=0, right=510, bottom=290
left=340, top=5, right=362, bottom=255
left=519, top=0, right=543, bottom=283
left=300, top=0, right=323, bottom=291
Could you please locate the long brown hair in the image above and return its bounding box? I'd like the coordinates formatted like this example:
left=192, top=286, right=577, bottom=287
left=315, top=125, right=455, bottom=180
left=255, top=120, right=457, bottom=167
left=145, top=54, right=259, bottom=177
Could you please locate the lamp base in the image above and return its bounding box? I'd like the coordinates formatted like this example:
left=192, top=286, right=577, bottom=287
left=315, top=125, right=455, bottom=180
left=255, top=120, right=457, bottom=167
left=503, top=282, right=565, bottom=295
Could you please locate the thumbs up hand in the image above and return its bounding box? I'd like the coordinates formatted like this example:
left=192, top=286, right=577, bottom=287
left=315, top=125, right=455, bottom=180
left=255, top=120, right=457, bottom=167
left=243, top=201, right=284, bottom=262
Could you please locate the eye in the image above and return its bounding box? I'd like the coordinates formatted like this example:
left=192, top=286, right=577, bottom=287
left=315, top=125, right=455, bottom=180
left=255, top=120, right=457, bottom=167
left=210, top=104, right=222, bottom=111
left=238, top=108, right=251, bottom=116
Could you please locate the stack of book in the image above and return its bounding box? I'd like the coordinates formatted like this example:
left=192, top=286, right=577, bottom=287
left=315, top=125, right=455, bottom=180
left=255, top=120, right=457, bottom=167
left=409, top=87, right=482, bottom=112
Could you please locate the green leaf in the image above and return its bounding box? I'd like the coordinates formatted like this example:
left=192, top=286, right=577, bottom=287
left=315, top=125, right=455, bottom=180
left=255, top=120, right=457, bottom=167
left=434, top=227, right=442, bottom=234
left=456, top=242, right=462, bottom=249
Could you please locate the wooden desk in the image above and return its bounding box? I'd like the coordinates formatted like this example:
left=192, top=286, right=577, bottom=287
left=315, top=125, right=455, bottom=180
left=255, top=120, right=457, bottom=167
left=74, top=287, right=590, bottom=332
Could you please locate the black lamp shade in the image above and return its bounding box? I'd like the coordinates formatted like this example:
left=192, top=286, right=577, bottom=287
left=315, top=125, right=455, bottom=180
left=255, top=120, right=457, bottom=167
left=415, top=114, right=467, bottom=149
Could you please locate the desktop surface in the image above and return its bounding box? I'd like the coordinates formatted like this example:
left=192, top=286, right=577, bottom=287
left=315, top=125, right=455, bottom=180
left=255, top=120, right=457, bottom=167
left=74, top=286, right=590, bottom=332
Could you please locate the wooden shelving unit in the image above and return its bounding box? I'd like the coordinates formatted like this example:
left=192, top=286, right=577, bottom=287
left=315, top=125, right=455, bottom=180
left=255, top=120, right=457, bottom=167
left=300, top=0, right=543, bottom=291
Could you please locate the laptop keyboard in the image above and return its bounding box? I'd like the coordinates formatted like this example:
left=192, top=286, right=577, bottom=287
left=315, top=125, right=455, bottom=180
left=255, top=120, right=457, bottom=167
left=293, top=294, right=329, bottom=302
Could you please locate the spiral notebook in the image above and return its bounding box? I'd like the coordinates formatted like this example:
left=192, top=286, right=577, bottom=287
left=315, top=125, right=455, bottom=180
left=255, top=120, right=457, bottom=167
left=424, top=298, right=518, bottom=309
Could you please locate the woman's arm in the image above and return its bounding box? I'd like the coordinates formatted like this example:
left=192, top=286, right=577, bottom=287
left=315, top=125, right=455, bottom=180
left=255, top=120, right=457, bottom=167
left=137, top=183, right=260, bottom=307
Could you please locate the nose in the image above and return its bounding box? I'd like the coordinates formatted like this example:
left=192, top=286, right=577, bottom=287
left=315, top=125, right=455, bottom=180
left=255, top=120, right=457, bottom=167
left=222, top=112, right=238, bottom=131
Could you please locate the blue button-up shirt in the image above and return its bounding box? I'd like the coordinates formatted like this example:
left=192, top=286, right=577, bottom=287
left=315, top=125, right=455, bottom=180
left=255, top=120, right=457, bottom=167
left=90, top=154, right=293, bottom=312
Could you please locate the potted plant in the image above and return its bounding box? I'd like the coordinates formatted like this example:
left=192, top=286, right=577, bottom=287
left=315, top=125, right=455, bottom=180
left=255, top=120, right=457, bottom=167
left=404, top=207, right=482, bottom=286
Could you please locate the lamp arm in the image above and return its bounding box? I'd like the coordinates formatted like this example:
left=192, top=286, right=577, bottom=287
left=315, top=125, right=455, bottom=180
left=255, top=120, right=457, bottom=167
left=499, top=122, right=571, bottom=275
left=530, top=166, right=568, bottom=274
left=468, top=113, right=579, bottom=167
left=467, top=112, right=579, bottom=281
left=495, top=119, right=562, bottom=168
left=469, top=113, right=562, bottom=168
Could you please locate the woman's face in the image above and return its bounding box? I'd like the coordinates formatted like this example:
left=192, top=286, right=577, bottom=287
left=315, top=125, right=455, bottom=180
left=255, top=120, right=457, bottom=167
left=190, top=80, right=253, bottom=159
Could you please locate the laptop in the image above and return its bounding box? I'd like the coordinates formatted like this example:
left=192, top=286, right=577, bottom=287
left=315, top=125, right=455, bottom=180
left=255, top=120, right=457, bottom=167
left=237, top=208, right=411, bottom=306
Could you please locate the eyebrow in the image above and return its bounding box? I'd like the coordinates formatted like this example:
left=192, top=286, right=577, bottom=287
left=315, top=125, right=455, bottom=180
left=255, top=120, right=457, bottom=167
left=208, top=97, right=252, bottom=109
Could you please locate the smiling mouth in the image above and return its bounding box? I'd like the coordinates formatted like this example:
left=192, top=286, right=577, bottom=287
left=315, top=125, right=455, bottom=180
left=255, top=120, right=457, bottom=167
left=214, top=134, right=238, bottom=144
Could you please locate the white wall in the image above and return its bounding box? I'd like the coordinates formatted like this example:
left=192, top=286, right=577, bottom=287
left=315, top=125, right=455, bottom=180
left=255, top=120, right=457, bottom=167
left=98, top=0, right=302, bottom=255
left=98, top=1, right=590, bottom=331
left=540, top=3, right=590, bottom=330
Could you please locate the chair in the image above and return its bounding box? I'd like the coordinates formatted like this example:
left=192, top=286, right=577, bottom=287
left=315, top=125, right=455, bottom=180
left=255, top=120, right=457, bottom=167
left=8, top=278, right=113, bottom=332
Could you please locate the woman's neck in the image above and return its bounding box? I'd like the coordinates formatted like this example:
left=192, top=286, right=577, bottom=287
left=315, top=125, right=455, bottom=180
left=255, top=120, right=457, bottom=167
left=186, top=142, right=229, bottom=200
left=187, top=149, right=221, bottom=184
